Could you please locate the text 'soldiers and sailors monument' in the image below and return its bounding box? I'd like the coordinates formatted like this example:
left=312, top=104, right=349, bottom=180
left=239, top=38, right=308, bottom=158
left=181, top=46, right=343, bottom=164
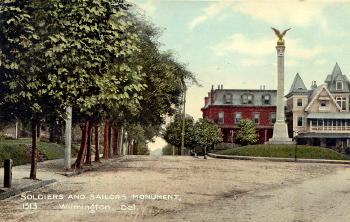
left=267, top=28, right=295, bottom=144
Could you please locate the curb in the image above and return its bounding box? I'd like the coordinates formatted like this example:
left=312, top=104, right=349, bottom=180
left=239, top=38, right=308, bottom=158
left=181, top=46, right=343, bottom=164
left=0, top=179, right=57, bottom=200
left=207, top=153, right=350, bottom=165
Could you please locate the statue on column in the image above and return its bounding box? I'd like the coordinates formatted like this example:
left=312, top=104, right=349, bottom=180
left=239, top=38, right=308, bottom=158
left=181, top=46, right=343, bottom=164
left=271, top=27, right=291, bottom=45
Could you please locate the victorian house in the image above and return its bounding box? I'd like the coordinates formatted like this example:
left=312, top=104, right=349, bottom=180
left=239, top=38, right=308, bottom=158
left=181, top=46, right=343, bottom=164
left=286, top=63, right=350, bottom=152
left=201, top=85, right=277, bottom=144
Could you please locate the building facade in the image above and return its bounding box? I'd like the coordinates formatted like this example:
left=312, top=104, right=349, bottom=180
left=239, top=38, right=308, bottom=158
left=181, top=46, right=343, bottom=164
left=286, top=63, right=350, bottom=152
left=201, top=85, right=277, bottom=144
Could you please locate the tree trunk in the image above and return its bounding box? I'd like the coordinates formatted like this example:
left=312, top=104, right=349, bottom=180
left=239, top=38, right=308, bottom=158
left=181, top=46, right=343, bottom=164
left=36, top=124, right=40, bottom=139
left=94, top=124, right=100, bottom=162
left=108, top=124, right=112, bottom=157
left=30, top=120, right=37, bottom=179
left=133, top=142, right=138, bottom=155
left=85, top=123, right=92, bottom=165
left=204, top=146, right=207, bottom=159
left=112, top=126, right=118, bottom=156
left=73, top=121, right=89, bottom=169
left=103, top=120, right=109, bottom=159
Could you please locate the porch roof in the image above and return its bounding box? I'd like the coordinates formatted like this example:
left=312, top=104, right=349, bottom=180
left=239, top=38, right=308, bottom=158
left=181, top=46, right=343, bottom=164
left=296, top=133, right=350, bottom=139
left=306, top=113, right=350, bottom=120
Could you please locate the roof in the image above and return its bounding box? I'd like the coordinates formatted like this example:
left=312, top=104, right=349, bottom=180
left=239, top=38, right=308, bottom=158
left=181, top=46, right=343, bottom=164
left=331, top=62, right=342, bottom=76
left=289, top=73, right=308, bottom=93
left=296, top=132, right=350, bottom=139
left=306, top=113, right=350, bottom=119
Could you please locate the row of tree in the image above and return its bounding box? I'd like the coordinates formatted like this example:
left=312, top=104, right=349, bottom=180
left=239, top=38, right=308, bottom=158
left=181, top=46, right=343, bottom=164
left=163, top=116, right=258, bottom=157
left=0, top=0, right=195, bottom=179
left=163, top=114, right=223, bottom=158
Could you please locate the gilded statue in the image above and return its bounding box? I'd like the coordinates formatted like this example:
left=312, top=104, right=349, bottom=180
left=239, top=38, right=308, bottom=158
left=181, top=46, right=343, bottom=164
left=271, top=27, right=291, bottom=45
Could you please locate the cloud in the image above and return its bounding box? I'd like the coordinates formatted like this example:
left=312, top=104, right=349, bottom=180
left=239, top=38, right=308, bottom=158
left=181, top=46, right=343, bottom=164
left=240, top=58, right=267, bottom=67
left=211, top=34, right=274, bottom=56
left=231, top=1, right=327, bottom=28
left=211, top=34, right=324, bottom=59
left=188, top=2, right=226, bottom=29
left=138, top=0, right=157, bottom=16
left=188, top=0, right=328, bottom=30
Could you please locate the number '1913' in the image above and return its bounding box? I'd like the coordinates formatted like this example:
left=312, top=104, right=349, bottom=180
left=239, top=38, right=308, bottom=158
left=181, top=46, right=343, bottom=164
left=22, top=203, right=37, bottom=210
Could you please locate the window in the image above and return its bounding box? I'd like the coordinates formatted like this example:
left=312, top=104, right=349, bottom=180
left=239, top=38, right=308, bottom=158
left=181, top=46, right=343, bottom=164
left=262, top=94, right=271, bottom=105
left=297, top=117, right=303, bottom=126
left=336, top=97, right=347, bottom=111
left=270, top=112, right=276, bottom=125
left=297, top=98, right=302, bottom=106
left=253, top=112, right=259, bottom=124
left=223, top=94, right=232, bottom=104
left=234, top=112, right=241, bottom=123
left=320, top=101, right=327, bottom=107
left=242, top=94, right=253, bottom=104
left=336, top=81, right=343, bottom=90
left=218, top=112, right=224, bottom=124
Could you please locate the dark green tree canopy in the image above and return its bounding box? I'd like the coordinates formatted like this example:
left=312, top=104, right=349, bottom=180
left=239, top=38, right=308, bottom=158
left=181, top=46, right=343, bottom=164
left=235, top=118, right=258, bottom=146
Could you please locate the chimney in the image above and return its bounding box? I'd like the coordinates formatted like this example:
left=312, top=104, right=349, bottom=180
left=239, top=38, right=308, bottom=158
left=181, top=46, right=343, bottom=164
left=211, top=85, right=214, bottom=91
left=311, top=81, right=317, bottom=90
left=221, top=84, right=223, bottom=89
left=217, top=85, right=220, bottom=89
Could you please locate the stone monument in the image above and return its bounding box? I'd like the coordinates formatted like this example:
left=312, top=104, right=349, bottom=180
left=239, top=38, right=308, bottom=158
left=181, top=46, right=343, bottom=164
left=267, top=28, right=294, bottom=145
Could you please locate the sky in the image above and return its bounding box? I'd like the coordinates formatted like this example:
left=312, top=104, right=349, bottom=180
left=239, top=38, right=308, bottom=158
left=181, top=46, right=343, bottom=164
left=130, top=0, right=350, bottom=150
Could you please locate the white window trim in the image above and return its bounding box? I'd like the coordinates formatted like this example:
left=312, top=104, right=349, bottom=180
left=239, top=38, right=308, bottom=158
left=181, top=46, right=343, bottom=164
left=218, top=112, right=224, bottom=124
left=234, top=112, right=241, bottom=124
left=336, top=81, right=343, bottom=91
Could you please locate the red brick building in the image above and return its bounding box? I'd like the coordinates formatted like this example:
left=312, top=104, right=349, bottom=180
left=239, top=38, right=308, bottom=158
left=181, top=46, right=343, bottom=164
left=201, top=85, right=277, bottom=144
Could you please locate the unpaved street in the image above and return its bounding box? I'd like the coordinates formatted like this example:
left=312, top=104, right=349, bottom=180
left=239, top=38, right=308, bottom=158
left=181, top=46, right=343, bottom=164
left=0, top=156, right=349, bottom=222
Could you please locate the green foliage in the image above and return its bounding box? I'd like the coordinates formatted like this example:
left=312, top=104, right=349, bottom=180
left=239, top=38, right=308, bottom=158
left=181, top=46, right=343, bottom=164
left=162, top=143, right=179, bottom=155
left=163, top=113, right=195, bottom=150
left=235, top=119, right=258, bottom=146
left=217, top=145, right=350, bottom=160
left=192, top=119, right=222, bottom=152
left=0, top=139, right=79, bottom=166
left=134, top=143, right=150, bottom=155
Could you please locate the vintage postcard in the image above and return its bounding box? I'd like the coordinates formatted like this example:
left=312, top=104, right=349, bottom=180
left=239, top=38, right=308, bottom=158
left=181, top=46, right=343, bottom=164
left=1, top=0, right=350, bottom=221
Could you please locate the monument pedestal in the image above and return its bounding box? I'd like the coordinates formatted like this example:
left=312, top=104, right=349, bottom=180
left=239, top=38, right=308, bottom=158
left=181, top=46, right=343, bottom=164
left=266, top=121, right=295, bottom=145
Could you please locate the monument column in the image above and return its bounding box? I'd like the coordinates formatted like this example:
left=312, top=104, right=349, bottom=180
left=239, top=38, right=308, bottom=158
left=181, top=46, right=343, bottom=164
left=268, top=28, right=294, bottom=144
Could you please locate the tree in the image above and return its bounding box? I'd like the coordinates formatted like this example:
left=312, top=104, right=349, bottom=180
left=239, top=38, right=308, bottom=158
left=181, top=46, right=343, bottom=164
left=163, top=113, right=195, bottom=154
left=235, top=119, right=258, bottom=146
left=192, top=119, right=222, bottom=159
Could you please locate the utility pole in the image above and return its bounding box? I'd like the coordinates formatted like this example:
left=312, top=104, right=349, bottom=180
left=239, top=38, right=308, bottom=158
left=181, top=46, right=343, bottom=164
left=181, top=84, right=186, bottom=156
left=64, top=106, right=72, bottom=170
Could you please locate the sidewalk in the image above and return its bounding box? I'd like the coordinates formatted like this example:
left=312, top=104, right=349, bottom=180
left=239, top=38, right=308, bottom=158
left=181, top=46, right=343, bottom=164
left=0, top=156, right=120, bottom=200
left=208, top=153, right=350, bottom=164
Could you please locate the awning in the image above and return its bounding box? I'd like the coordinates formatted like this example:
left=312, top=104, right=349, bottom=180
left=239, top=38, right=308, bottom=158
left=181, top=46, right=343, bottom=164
left=306, top=113, right=350, bottom=120
left=296, top=133, right=350, bottom=139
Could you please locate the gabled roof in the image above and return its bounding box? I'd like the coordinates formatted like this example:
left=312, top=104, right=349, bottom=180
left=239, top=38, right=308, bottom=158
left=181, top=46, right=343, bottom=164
left=304, top=84, right=342, bottom=112
left=289, top=73, right=308, bottom=93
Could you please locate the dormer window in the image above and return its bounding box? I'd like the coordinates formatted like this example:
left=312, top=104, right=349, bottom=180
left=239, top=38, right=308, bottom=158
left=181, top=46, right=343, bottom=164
left=242, top=94, right=253, bottom=104
left=336, top=81, right=343, bottom=90
left=262, top=94, right=271, bottom=105
left=223, top=94, right=232, bottom=104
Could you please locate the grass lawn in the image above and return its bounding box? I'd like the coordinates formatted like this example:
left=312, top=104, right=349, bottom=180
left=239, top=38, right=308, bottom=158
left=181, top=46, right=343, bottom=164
left=216, top=145, right=350, bottom=160
left=0, top=139, right=80, bottom=167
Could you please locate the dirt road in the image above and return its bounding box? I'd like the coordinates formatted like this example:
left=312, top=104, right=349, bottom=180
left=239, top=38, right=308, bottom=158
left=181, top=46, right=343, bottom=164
left=0, top=156, right=349, bottom=222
